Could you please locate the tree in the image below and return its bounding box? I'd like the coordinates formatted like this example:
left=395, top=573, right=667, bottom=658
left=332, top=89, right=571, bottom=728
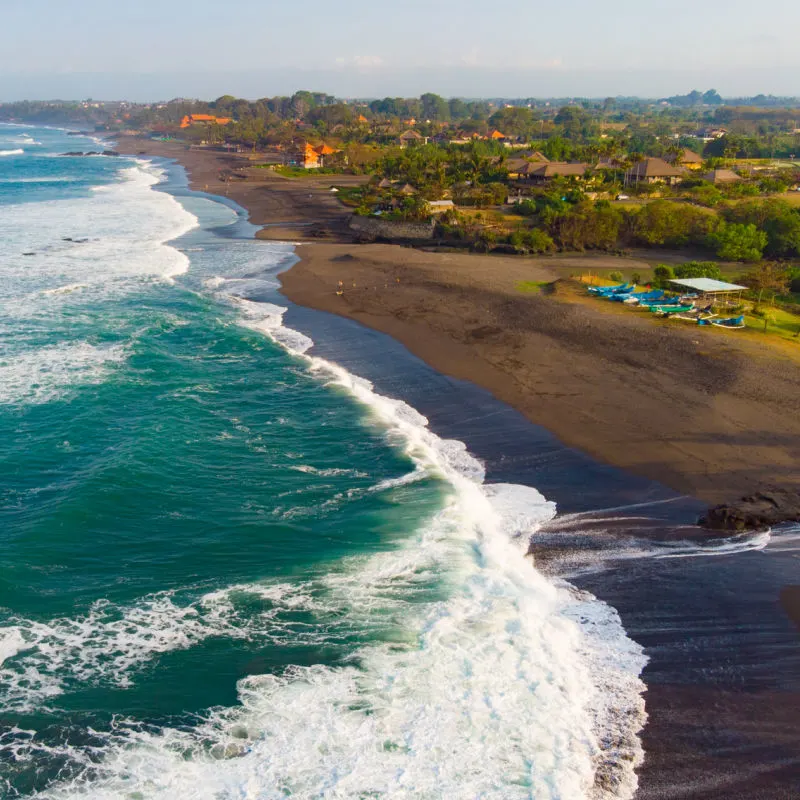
left=722, top=199, right=800, bottom=258
left=653, top=265, right=674, bottom=288
left=488, top=106, right=535, bottom=137
left=420, top=93, right=450, bottom=122
left=448, top=98, right=469, bottom=119
left=673, top=261, right=722, bottom=279
left=631, top=201, right=718, bottom=248
left=710, top=223, right=767, bottom=262
left=742, top=262, right=791, bottom=304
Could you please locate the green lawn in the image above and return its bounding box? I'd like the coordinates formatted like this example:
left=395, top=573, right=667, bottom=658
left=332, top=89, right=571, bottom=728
left=745, top=307, right=800, bottom=340
left=516, top=280, right=552, bottom=294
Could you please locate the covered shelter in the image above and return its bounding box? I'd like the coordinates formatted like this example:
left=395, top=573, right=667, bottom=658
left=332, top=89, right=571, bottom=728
left=668, top=277, right=747, bottom=305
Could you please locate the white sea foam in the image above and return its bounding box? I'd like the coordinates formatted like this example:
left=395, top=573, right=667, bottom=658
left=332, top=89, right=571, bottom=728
left=0, top=148, right=23, bottom=156
left=0, top=176, right=79, bottom=183
left=0, top=158, right=199, bottom=404
left=37, top=292, right=640, bottom=800
left=0, top=177, right=648, bottom=797
left=0, top=341, right=127, bottom=405
left=0, top=291, right=650, bottom=798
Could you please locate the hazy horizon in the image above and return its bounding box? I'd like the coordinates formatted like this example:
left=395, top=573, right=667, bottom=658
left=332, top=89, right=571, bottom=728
left=2, top=0, right=800, bottom=102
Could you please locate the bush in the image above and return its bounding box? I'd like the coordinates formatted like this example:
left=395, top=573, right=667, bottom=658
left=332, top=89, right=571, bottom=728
left=631, top=272, right=642, bottom=285
left=673, top=261, right=722, bottom=280
left=609, top=271, right=624, bottom=282
left=631, top=200, right=718, bottom=248
left=509, top=228, right=555, bottom=254
left=710, top=223, right=767, bottom=262
left=653, top=264, right=674, bottom=288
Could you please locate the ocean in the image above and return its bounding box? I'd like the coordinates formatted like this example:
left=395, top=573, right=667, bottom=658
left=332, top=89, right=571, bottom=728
left=0, top=126, right=796, bottom=800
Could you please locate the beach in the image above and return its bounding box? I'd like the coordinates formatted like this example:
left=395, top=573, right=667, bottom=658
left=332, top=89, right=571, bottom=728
left=112, top=136, right=800, bottom=798
left=117, top=136, right=800, bottom=507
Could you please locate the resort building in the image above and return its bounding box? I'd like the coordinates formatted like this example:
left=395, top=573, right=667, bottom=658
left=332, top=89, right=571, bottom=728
left=701, top=168, right=742, bottom=184
left=179, top=114, right=232, bottom=128
left=625, top=157, right=685, bottom=185
left=288, top=142, right=340, bottom=169
left=517, top=162, right=589, bottom=183
left=398, top=130, right=427, bottom=147
left=664, top=148, right=704, bottom=169
left=426, top=199, right=455, bottom=214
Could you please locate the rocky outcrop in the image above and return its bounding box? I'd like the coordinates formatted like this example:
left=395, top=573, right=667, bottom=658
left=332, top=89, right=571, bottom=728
left=61, top=150, right=120, bottom=157
left=348, top=215, right=435, bottom=242
left=700, top=490, right=800, bottom=531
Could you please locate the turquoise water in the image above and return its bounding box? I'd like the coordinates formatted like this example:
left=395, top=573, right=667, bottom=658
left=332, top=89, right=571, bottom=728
left=0, top=126, right=648, bottom=799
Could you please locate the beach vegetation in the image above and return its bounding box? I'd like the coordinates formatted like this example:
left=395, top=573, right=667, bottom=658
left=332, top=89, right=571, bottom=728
left=673, top=261, right=722, bottom=279
left=653, top=265, right=675, bottom=288
left=709, top=223, right=767, bottom=262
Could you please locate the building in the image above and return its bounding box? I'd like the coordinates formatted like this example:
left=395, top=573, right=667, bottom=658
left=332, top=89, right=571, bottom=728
left=517, top=162, right=589, bottom=183
left=701, top=168, right=742, bottom=185
left=664, top=148, right=703, bottom=169
left=398, top=130, right=426, bottom=147
left=180, top=114, right=232, bottom=128
left=426, top=200, right=455, bottom=214
left=668, top=278, right=747, bottom=304
left=287, top=142, right=339, bottom=169
left=625, top=158, right=685, bottom=185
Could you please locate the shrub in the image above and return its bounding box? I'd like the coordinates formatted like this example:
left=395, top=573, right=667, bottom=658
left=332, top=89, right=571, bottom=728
left=673, top=261, right=722, bottom=280
left=631, top=272, right=642, bottom=285
left=710, top=223, right=767, bottom=262
left=653, top=264, right=674, bottom=288
left=509, top=228, right=555, bottom=254
left=609, top=271, right=624, bottom=282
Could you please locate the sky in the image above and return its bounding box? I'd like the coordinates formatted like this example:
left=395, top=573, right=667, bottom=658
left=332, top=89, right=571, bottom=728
left=1, top=0, right=800, bottom=101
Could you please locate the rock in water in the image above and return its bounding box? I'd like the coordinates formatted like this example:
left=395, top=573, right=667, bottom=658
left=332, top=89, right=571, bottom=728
left=700, top=490, right=800, bottom=531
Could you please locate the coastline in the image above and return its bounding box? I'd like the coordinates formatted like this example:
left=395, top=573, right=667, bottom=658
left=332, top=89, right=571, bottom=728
left=117, top=135, right=800, bottom=507
left=120, top=136, right=800, bottom=798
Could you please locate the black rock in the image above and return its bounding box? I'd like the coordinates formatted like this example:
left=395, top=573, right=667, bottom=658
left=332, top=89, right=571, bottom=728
left=699, top=490, right=800, bottom=531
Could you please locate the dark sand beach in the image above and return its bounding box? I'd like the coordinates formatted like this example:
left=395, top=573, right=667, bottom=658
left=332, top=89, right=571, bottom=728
left=282, top=242, right=800, bottom=505
left=121, top=136, right=800, bottom=798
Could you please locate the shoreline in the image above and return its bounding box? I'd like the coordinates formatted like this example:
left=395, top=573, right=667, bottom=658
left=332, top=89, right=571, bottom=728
left=122, top=136, right=800, bottom=798
left=114, top=136, right=800, bottom=507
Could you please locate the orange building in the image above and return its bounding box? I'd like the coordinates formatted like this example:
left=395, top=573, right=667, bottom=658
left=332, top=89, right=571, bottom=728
left=180, top=114, right=232, bottom=128
left=290, top=142, right=340, bottom=168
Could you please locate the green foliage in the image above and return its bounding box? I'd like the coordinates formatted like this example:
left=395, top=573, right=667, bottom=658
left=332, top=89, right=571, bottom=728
left=609, top=271, right=624, bottom=282
left=789, top=267, right=800, bottom=294
left=673, top=261, right=722, bottom=279
left=488, top=106, right=536, bottom=137
left=509, top=229, right=556, bottom=254
left=741, top=262, right=791, bottom=300
left=631, top=272, right=642, bottom=284
left=473, top=228, right=498, bottom=252
left=516, top=281, right=551, bottom=293
left=710, top=223, right=767, bottom=262
left=420, top=93, right=450, bottom=121
left=631, top=201, right=718, bottom=247
left=546, top=201, right=622, bottom=251
left=652, top=265, right=674, bottom=288
left=721, top=198, right=800, bottom=258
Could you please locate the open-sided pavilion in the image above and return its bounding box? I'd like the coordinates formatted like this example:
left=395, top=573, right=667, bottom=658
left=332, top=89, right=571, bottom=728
left=669, top=278, right=747, bottom=305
